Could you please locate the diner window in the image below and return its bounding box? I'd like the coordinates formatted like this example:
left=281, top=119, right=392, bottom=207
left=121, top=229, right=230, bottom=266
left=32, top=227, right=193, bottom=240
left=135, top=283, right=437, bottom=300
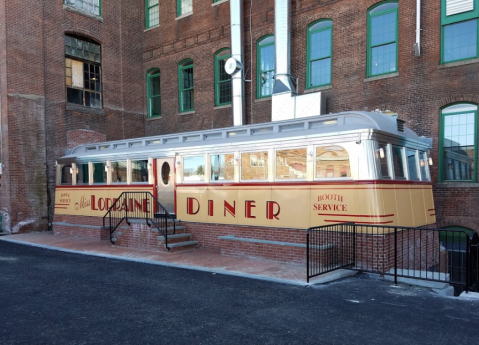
left=146, top=0, right=159, bottom=28
left=441, top=0, right=479, bottom=63
left=367, top=1, right=398, bottom=77
left=391, top=146, right=406, bottom=179
left=64, top=0, right=101, bottom=16
left=92, top=163, right=107, bottom=183
left=242, top=152, right=268, bottom=180
left=378, top=144, right=391, bottom=178
left=177, top=0, right=193, bottom=16
left=77, top=164, right=89, bottom=184
left=306, top=20, right=333, bottom=88
left=183, top=156, right=205, bottom=182
left=316, top=146, right=350, bottom=178
left=147, top=69, right=161, bottom=117
left=61, top=165, right=73, bottom=185
left=440, top=103, right=477, bottom=182
left=407, top=149, right=420, bottom=180
left=211, top=154, right=235, bottom=181
left=215, top=49, right=232, bottom=106
left=178, top=59, right=194, bottom=112
left=132, top=160, right=149, bottom=183
left=276, top=148, right=307, bottom=179
left=257, top=35, right=275, bottom=98
left=111, top=162, right=127, bottom=183
left=419, top=151, right=429, bottom=181
left=65, top=35, right=102, bottom=108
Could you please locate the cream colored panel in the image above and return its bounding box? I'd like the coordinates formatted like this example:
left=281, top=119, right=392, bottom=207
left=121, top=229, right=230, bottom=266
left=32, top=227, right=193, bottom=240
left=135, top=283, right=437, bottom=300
left=394, top=185, right=414, bottom=227
left=271, top=186, right=310, bottom=228
left=237, top=187, right=272, bottom=227
left=310, top=185, right=358, bottom=227
left=206, top=186, right=238, bottom=225
left=176, top=186, right=208, bottom=222
left=410, top=185, right=426, bottom=227
left=379, top=186, right=399, bottom=226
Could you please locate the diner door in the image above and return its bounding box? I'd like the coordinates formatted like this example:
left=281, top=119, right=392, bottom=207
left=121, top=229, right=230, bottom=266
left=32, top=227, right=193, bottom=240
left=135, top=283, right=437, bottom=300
left=156, top=158, right=175, bottom=214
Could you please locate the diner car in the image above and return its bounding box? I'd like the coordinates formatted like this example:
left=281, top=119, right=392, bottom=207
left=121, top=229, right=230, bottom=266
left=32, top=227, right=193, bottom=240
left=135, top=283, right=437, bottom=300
left=53, top=111, right=435, bottom=255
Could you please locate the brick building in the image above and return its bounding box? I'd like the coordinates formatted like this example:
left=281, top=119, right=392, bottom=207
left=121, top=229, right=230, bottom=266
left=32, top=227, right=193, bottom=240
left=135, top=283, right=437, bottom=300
left=0, top=0, right=478, bottom=234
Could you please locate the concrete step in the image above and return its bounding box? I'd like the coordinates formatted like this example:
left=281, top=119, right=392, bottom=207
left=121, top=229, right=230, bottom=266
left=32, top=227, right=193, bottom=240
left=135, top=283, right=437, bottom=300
left=168, top=240, right=198, bottom=252
left=158, top=233, right=192, bottom=244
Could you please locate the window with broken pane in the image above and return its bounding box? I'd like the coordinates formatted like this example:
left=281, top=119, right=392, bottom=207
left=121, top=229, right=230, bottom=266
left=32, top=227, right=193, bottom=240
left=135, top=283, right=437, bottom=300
left=65, top=36, right=102, bottom=108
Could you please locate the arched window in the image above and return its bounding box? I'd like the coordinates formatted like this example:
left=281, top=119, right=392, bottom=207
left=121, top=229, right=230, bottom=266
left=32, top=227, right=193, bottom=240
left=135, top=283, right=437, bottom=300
left=65, top=35, right=102, bottom=108
left=306, top=20, right=333, bottom=89
left=440, top=103, right=477, bottom=182
left=147, top=69, right=161, bottom=118
left=215, top=48, right=232, bottom=106
left=146, top=0, right=159, bottom=28
left=441, top=0, right=479, bottom=63
left=178, top=59, right=194, bottom=112
left=316, top=146, right=351, bottom=179
left=367, top=1, right=398, bottom=77
left=257, top=35, right=275, bottom=98
left=64, top=0, right=101, bottom=16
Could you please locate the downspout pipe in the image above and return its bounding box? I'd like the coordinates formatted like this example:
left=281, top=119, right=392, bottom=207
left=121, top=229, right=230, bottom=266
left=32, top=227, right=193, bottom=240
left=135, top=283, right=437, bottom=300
left=230, top=0, right=245, bottom=126
left=273, top=0, right=296, bottom=95
left=414, top=0, right=421, bottom=56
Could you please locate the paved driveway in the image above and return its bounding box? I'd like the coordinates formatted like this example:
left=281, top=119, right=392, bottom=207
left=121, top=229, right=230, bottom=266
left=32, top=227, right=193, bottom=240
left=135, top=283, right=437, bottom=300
left=1, top=241, right=478, bottom=345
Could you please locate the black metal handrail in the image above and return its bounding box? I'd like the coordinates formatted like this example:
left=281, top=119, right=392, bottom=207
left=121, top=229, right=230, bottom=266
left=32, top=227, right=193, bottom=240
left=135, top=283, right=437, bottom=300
left=307, top=223, right=478, bottom=293
left=102, top=191, right=176, bottom=250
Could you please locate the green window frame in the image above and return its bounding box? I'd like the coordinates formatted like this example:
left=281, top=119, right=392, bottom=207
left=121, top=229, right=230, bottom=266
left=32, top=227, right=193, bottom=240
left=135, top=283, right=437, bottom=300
left=257, top=35, right=275, bottom=99
left=177, top=0, right=193, bottom=16
left=64, top=0, right=101, bottom=16
left=306, top=19, right=333, bottom=89
left=441, top=0, right=479, bottom=63
left=145, top=0, right=159, bottom=29
left=178, top=59, right=194, bottom=113
left=367, top=1, right=398, bottom=78
left=439, top=103, right=478, bottom=182
left=147, top=69, right=161, bottom=118
left=215, top=48, right=232, bottom=106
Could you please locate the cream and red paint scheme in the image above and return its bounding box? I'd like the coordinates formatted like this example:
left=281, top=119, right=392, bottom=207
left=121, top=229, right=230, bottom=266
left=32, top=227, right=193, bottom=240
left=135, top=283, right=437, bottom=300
left=54, top=112, right=436, bottom=230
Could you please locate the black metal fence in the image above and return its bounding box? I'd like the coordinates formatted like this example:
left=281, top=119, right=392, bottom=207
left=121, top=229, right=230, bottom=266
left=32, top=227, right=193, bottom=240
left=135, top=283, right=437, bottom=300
left=307, top=223, right=478, bottom=293
left=102, top=192, right=176, bottom=250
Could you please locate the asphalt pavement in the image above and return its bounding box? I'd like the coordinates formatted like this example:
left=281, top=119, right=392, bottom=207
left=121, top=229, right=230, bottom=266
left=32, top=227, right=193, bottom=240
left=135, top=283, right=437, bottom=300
left=1, top=241, right=478, bottom=345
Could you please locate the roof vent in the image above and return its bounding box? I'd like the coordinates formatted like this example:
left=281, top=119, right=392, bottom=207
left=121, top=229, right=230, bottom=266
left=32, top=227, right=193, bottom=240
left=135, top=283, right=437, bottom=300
left=397, top=119, right=405, bottom=132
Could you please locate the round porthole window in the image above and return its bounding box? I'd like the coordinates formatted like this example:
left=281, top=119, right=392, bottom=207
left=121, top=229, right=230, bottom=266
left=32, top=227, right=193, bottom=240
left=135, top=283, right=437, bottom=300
left=161, top=162, right=170, bottom=185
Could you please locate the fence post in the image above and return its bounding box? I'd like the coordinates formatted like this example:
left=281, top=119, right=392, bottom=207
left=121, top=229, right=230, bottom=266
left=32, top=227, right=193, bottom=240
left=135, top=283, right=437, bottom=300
left=394, top=227, right=398, bottom=285
left=306, top=229, right=310, bottom=283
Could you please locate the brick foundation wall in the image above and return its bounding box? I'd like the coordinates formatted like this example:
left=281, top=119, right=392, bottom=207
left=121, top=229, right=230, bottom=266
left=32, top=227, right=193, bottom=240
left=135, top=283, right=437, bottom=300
left=52, top=214, right=108, bottom=240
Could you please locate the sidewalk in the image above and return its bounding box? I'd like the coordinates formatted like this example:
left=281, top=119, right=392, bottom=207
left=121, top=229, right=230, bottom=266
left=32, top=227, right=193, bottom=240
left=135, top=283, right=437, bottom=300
left=0, top=231, right=355, bottom=285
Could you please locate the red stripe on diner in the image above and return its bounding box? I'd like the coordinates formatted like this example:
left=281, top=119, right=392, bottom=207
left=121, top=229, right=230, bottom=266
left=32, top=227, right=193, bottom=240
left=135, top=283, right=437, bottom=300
left=54, top=207, right=67, bottom=209
left=54, top=204, right=69, bottom=206
left=176, top=180, right=432, bottom=187
left=427, top=209, right=435, bottom=211
left=430, top=214, right=435, bottom=216
left=55, top=184, right=154, bottom=189
left=318, top=213, right=394, bottom=218
left=324, top=220, right=394, bottom=224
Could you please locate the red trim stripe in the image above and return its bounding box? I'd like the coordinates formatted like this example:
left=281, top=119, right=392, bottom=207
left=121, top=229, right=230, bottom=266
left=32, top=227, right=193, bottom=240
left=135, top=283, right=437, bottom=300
left=325, top=220, right=394, bottom=224
left=318, top=213, right=394, bottom=218
left=427, top=209, right=435, bottom=211
left=430, top=214, right=435, bottom=216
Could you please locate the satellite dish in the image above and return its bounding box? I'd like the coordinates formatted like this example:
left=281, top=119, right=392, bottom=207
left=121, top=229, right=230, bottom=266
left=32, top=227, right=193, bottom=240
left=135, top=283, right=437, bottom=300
left=225, top=57, right=243, bottom=75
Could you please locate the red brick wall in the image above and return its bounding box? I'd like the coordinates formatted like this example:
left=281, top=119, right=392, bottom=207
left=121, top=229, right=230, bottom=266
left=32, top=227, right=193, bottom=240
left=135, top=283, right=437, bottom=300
left=52, top=214, right=108, bottom=240
left=1, top=1, right=145, bottom=233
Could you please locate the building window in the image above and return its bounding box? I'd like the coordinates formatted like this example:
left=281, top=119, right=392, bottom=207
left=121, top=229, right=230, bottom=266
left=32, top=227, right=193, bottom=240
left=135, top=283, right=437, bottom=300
left=367, top=2, right=398, bottom=77
left=215, top=48, right=232, bottom=106
left=178, top=59, right=194, bottom=112
left=306, top=20, right=332, bottom=89
left=441, top=0, right=479, bottom=63
left=315, top=146, right=350, bottom=178
left=146, top=0, right=159, bottom=28
left=147, top=69, right=161, bottom=117
left=65, top=35, right=102, bottom=108
left=64, top=0, right=101, bottom=16
left=440, top=103, right=477, bottom=182
left=177, top=0, right=193, bottom=16
left=257, top=35, right=275, bottom=98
